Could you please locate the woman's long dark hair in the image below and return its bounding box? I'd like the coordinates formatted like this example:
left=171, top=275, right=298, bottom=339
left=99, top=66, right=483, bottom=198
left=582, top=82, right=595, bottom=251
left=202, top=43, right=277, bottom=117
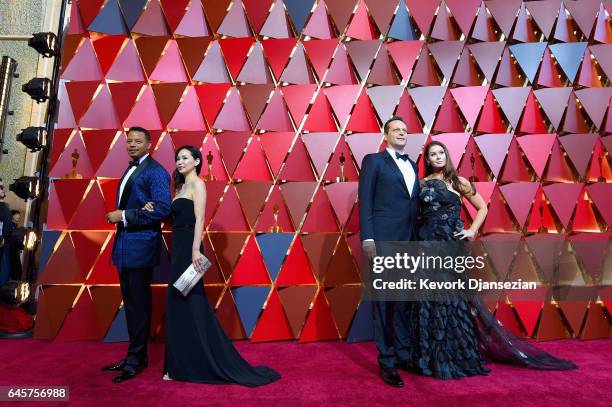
left=423, top=141, right=474, bottom=196
left=173, top=145, right=202, bottom=191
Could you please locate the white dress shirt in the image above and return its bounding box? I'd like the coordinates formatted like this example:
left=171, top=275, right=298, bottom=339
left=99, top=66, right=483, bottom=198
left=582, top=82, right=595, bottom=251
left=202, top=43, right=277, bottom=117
left=118, top=153, right=149, bottom=225
left=386, top=147, right=415, bottom=197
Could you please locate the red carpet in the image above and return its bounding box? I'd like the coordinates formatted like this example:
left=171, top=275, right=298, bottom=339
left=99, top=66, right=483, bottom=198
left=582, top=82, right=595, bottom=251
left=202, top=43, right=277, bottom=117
left=0, top=339, right=609, bottom=406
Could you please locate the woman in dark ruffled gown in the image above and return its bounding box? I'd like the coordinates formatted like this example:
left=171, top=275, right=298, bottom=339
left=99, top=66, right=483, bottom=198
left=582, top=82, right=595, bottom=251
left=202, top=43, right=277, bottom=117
left=403, top=141, right=576, bottom=379
left=146, top=146, right=280, bottom=386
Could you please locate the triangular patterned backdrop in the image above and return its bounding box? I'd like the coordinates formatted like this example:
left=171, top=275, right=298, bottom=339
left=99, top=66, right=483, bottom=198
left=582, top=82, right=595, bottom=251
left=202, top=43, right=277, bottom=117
left=38, top=0, right=612, bottom=342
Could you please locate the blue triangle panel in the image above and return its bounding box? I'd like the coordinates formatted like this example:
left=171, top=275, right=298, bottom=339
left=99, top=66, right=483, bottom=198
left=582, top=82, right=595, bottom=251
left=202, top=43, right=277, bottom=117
left=346, top=300, right=374, bottom=342
left=104, top=306, right=129, bottom=342
left=549, top=42, right=588, bottom=83
left=388, top=0, right=417, bottom=40
left=88, top=0, right=128, bottom=35
left=118, top=0, right=148, bottom=29
left=232, top=286, right=271, bottom=336
left=284, top=0, right=315, bottom=34
left=256, top=233, right=294, bottom=281
left=509, top=42, right=548, bottom=83
left=38, top=230, right=62, bottom=276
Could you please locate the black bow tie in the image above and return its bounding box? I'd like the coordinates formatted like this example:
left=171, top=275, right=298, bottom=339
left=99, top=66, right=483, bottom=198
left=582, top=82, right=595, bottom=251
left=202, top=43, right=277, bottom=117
left=395, top=152, right=409, bottom=161
left=128, top=160, right=140, bottom=168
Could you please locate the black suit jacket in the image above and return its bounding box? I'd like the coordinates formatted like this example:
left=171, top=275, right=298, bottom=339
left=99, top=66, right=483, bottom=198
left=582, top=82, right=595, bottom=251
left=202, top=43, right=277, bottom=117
left=358, top=151, right=420, bottom=241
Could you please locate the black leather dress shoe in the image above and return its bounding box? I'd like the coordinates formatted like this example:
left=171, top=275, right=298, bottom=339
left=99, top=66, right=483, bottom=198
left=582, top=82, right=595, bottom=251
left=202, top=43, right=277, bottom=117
left=101, top=359, right=127, bottom=372
left=112, top=370, right=139, bottom=383
left=381, top=368, right=404, bottom=387
left=112, top=362, right=147, bottom=383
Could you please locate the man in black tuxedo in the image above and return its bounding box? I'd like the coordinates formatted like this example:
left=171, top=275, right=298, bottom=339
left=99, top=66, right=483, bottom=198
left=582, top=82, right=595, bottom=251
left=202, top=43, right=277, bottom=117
left=101, top=127, right=171, bottom=383
left=358, top=116, right=420, bottom=387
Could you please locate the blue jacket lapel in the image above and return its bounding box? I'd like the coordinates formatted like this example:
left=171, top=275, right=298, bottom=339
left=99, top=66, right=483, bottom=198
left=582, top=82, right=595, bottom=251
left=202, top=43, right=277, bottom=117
left=118, top=156, right=152, bottom=210
left=409, top=159, right=419, bottom=198
left=383, top=151, right=409, bottom=196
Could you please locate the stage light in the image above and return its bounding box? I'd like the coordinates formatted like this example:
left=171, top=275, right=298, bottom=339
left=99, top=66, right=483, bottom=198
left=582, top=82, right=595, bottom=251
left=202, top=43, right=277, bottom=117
left=9, top=176, right=40, bottom=201
left=23, top=229, right=37, bottom=251
left=0, top=280, right=31, bottom=306
left=16, top=127, right=47, bottom=152
left=28, top=32, right=59, bottom=58
left=16, top=281, right=31, bottom=304
left=22, top=77, right=51, bottom=103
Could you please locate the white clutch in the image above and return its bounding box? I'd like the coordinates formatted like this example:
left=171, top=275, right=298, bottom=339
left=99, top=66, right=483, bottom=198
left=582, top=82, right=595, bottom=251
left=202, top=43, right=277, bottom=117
left=172, top=256, right=212, bottom=296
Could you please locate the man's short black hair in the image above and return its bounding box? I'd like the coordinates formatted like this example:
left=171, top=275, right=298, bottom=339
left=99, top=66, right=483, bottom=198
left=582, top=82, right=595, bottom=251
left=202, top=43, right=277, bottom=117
left=384, top=115, right=405, bottom=135
left=127, top=126, right=151, bottom=142
left=10, top=210, right=20, bottom=217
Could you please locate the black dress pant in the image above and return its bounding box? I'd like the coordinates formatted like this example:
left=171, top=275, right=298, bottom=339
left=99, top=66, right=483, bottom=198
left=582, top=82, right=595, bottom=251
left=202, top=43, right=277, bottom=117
left=119, top=266, right=153, bottom=370
left=372, top=300, right=412, bottom=370
left=370, top=241, right=414, bottom=370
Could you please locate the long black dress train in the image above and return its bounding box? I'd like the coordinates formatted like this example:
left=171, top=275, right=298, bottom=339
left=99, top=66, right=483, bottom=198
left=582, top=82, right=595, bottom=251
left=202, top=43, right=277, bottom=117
left=164, top=198, right=280, bottom=386
left=403, top=178, right=576, bottom=379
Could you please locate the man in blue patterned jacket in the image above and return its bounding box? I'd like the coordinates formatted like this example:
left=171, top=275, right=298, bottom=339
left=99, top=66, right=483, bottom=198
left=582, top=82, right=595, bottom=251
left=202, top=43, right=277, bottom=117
left=102, top=126, right=171, bottom=383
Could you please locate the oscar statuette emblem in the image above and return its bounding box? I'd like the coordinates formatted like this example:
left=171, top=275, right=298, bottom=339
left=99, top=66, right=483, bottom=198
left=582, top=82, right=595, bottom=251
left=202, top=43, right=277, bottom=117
left=268, top=203, right=282, bottom=233
left=469, top=153, right=478, bottom=182
left=538, top=200, right=548, bottom=233
left=336, top=152, right=347, bottom=182
left=64, top=148, right=82, bottom=179
left=203, top=150, right=216, bottom=181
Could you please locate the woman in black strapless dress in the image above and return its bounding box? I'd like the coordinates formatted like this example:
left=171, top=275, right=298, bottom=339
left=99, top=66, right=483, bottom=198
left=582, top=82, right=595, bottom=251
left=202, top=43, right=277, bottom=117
left=402, top=141, right=576, bottom=379
left=146, top=146, right=279, bottom=386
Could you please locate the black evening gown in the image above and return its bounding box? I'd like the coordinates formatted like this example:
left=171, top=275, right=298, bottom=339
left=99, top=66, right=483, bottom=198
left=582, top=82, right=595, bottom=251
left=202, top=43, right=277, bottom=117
left=164, top=198, right=280, bottom=386
left=403, top=178, right=576, bottom=380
